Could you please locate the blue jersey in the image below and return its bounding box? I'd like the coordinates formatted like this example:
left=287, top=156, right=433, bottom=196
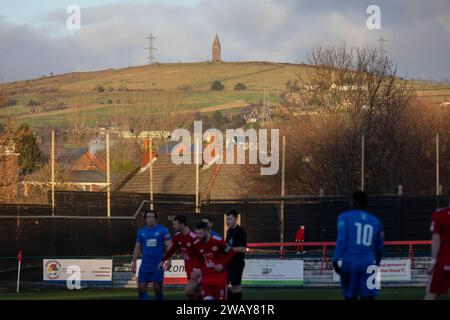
left=211, top=230, right=221, bottom=239
left=136, top=224, right=171, bottom=271
left=332, top=210, right=384, bottom=262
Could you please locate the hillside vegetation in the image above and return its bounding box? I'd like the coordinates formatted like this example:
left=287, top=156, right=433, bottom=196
left=1, top=61, right=449, bottom=128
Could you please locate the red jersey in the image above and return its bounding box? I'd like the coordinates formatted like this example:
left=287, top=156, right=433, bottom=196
left=295, top=229, right=305, bottom=241
left=193, top=235, right=234, bottom=286
left=163, top=229, right=199, bottom=277
left=431, top=207, right=450, bottom=268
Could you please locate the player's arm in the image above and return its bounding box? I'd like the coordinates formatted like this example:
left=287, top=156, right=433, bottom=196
left=375, top=224, right=384, bottom=266
left=431, top=233, right=441, bottom=263
left=332, top=216, right=346, bottom=274
left=161, top=227, right=173, bottom=253
left=215, top=240, right=235, bottom=272
left=428, top=214, right=441, bottom=275
left=131, top=242, right=141, bottom=273
left=160, top=229, right=173, bottom=270
left=163, top=238, right=178, bottom=262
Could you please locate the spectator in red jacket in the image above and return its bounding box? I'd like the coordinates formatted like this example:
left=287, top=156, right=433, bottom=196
left=295, top=225, right=305, bottom=254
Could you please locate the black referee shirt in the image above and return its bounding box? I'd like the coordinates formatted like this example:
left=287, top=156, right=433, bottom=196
left=226, top=224, right=247, bottom=263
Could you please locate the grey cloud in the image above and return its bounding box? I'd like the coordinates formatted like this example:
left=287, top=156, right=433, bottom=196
left=0, top=0, right=449, bottom=82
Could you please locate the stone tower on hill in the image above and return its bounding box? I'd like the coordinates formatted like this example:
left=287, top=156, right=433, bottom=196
left=212, top=33, right=222, bottom=63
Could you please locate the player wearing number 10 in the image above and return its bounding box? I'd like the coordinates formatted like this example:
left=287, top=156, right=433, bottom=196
left=332, top=191, right=384, bottom=300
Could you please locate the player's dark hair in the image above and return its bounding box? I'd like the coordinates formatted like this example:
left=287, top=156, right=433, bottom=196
left=201, top=216, right=213, bottom=223
left=174, top=214, right=187, bottom=226
left=352, top=191, right=368, bottom=209
left=226, top=209, right=239, bottom=218
left=144, top=210, right=157, bottom=220
left=195, top=221, right=209, bottom=230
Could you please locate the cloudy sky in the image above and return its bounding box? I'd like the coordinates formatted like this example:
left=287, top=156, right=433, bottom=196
left=0, top=0, right=449, bottom=82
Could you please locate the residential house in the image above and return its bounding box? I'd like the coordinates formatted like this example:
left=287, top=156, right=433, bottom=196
left=117, top=153, right=280, bottom=201
left=71, top=150, right=107, bottom=172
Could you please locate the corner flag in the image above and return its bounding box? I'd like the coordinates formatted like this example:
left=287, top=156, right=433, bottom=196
left=17, top=250, right=22, bottom=293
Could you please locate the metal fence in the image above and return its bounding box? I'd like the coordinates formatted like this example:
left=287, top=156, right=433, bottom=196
left=0, top=195, right=445, bottom=258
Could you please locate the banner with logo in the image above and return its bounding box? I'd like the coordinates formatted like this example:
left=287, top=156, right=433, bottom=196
left=43, top=259, right=113, bottom=284
left=137, top=259, right=305, bottom=286
left=242, top=259, right=304, bottom=286
left=333, top=259, right=412, bottom=282
left=136, top=259, right=188, bottom=285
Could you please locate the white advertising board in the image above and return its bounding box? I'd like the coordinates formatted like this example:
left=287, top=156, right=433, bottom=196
left=136, top=259, right=188, bottom=284
left=333, top=259, right=411, bottom=282
left=43, top=259, right=113, bottom=284
left=242, top=259, right=304, bottom=286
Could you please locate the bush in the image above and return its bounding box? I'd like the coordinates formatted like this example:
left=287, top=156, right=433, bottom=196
left=212, top=110, right=225, bottom=127
left=234, top=83, right=247, bottom=91
left=97, top=86, right=105, bottom=93
left=107, top=99, right=113, bottom=104
left=27, top=99, right=40, bottom=106
left=211, top=80, right=224, bottom=91
left=7, top=99, right=17, bottom=107
left=14, top=124, right=43, bottom=173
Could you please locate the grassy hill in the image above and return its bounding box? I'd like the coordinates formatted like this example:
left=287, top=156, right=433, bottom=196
left=1, top=61, right=449, bottom=128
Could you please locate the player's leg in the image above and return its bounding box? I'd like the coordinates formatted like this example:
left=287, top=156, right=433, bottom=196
left=212, top=284, right=226, bottom=301
left=137, top=269, right=150, bottom=300
left=194, top=284, right=203, bottom=300
left=424, top=292, right=439, bottom=300
left=151, top=268, right=165, bottom=300
left=219, top=283, right=228, bottom=301
left=185, top=278, right=200, bottom=300
left=138, top=283, right=149, bottom=300
left=230, top=285, right=242, bottom=300
left=425, top=272, right=439, bottom=300
left=202, top=283, right=215, bottom=300
left=340, top=260, right=358, bottom=300
left=359, top=259, right=379, bottom=300
left=153, top=282, right=164, bottom=300
left=228, top=261, right=244, bottom=301
left=185, top=280, right=195, bottom=299
left=425, top=267, right=449, bottom=300
left=185, top=268, right=202, bottom=300
left=190, top=283, right=203, bottom=300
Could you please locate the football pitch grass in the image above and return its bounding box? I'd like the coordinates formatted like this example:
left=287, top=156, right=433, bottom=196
left=0, top=287, right=447, bottom=300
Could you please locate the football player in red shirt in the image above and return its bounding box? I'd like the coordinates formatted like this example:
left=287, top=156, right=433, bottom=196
left=425, top=189, right=450, bottom=300
left=160, top=214, right=201, bottom=300
left=193, top=221, right=235, bottom=300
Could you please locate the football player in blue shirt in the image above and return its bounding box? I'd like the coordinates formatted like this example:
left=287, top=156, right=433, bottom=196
left=131, top=210, right=172, bottom=300
left=332, top=191, right=384, bottom=300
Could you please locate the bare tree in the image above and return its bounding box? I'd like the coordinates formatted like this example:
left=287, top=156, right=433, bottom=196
left=285, top=45, right=434, bottom=195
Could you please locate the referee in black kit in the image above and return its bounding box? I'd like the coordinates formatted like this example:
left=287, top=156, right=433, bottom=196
left=225, top=209, right=247, bottom=301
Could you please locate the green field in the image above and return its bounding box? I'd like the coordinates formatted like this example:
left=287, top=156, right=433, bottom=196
left=2, top=61, right=450, bottom=128
left=2, top=62, right=299, bottom=128
left=0, top=287, right=446, bottom=300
